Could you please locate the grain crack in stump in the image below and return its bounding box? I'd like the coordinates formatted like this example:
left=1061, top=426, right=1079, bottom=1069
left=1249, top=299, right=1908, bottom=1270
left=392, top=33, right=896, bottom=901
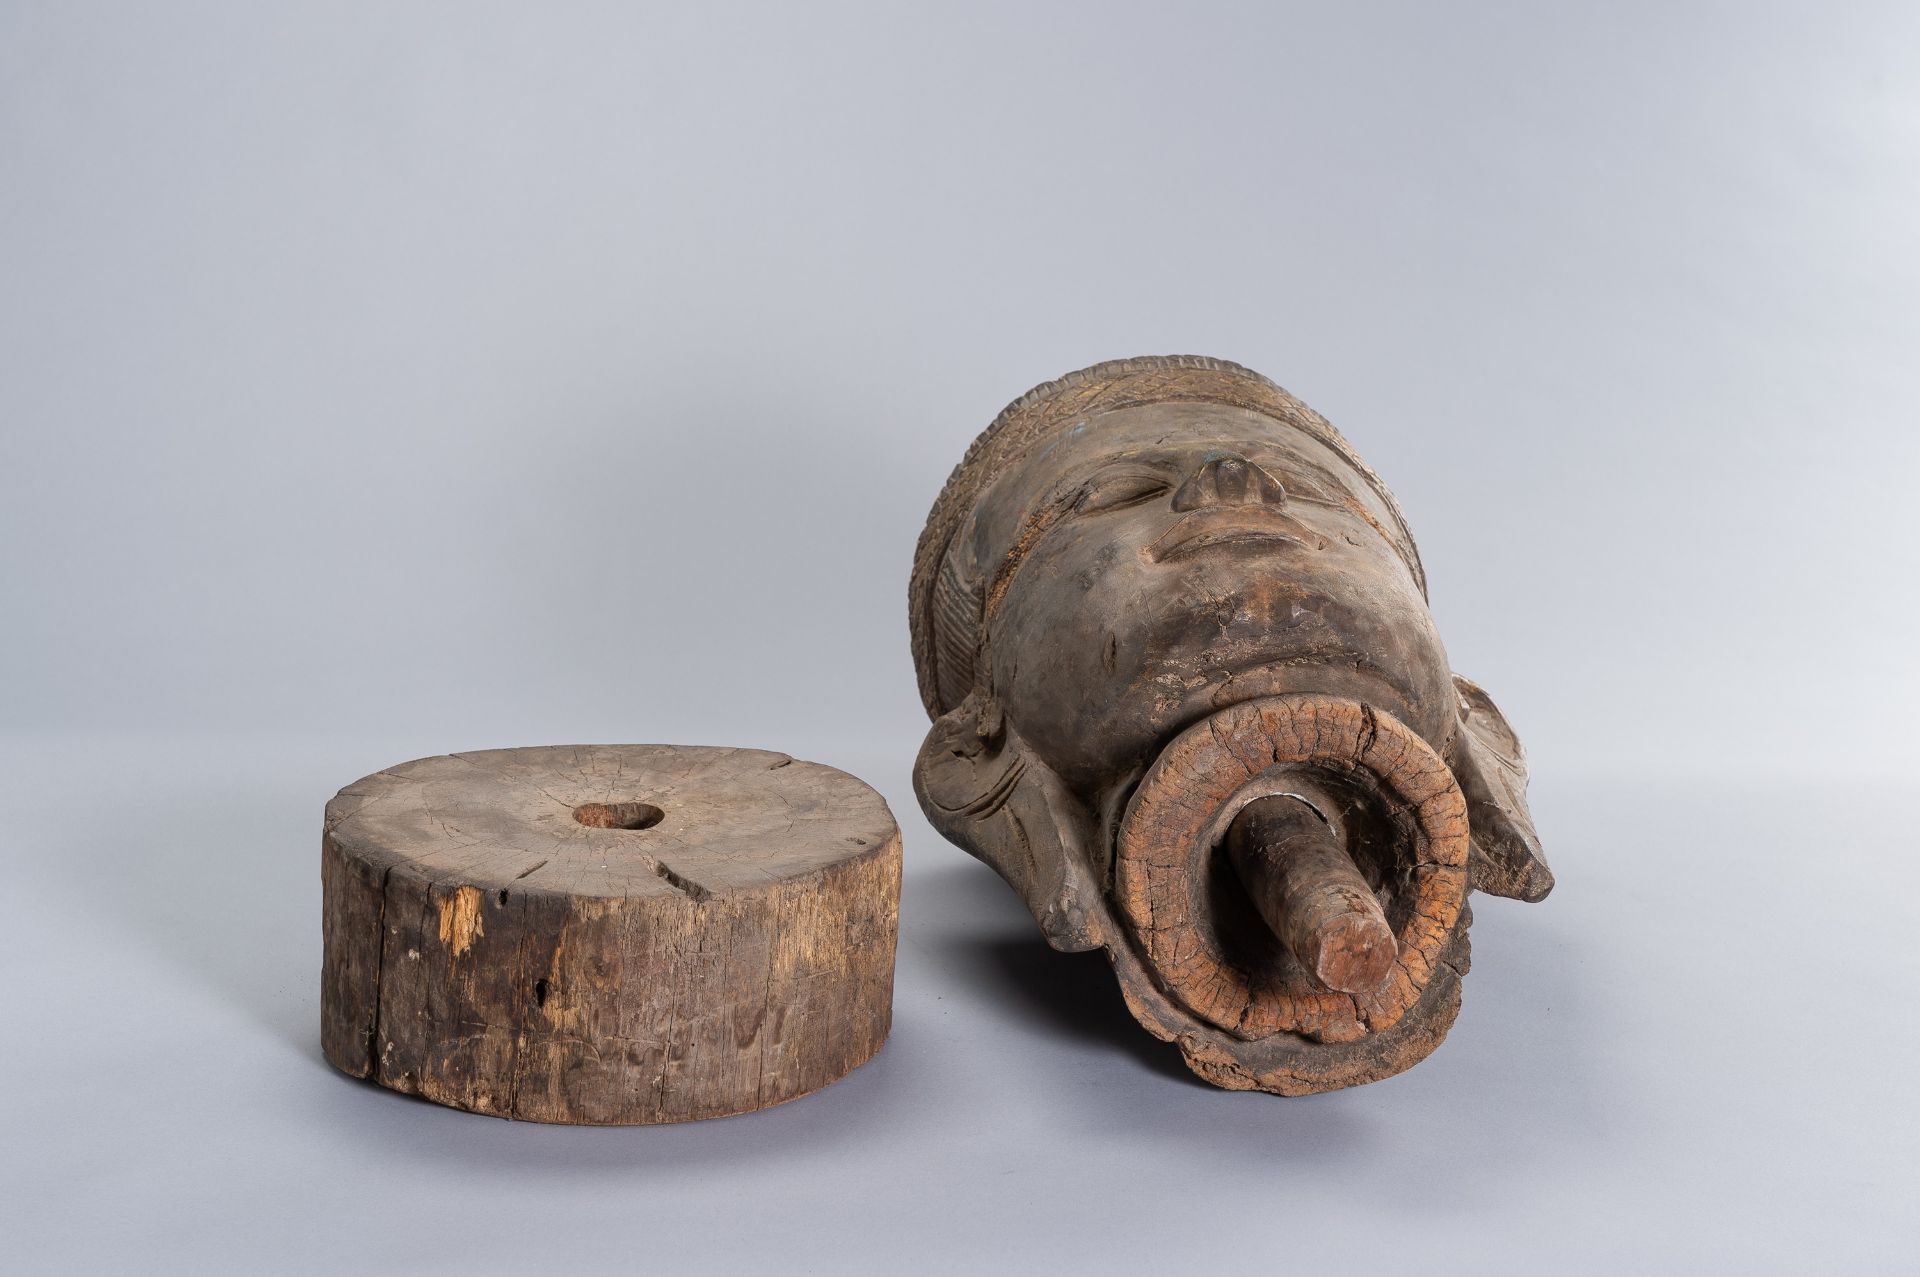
left=652, top=859, right=712, bottom=902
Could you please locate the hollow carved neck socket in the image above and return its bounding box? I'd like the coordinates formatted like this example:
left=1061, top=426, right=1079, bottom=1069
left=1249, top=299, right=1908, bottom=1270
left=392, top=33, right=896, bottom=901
left=1225, top=791, right=1398, bottom=997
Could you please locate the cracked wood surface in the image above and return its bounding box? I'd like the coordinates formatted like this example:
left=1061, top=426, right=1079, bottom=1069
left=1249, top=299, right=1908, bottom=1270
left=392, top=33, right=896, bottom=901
left=321, top=744, right=901, bottom=1123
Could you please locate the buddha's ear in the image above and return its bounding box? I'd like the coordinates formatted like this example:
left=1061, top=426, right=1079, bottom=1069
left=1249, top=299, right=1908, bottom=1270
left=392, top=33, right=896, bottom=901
left=914, top=692, right=1107, bottom=952
left=1450, top=675, right=1555, bottom=902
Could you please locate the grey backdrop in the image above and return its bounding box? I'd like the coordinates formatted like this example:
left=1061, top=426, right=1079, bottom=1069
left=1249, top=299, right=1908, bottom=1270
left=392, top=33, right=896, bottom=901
left=2, top=3, right=1915, bottom=1272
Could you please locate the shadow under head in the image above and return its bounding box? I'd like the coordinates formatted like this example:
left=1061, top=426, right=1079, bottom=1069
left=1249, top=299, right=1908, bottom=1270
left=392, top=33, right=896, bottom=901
left=909, top=355, right=1552, bottom=1094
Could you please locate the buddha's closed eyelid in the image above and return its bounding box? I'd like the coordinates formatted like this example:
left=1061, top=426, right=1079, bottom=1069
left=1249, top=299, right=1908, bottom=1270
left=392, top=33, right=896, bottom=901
left=1280, top=480, right=1341, bottom=508
left=1075, top=471, right=1172, bottom=513
left=1244, top=462, right=1343, bottom=508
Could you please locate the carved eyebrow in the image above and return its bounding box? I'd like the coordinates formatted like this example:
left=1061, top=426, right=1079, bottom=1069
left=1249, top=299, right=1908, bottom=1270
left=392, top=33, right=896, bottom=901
left=1088, top=459, right=1175, bottom=478
left=1080, top=453, right=1180, bottom=479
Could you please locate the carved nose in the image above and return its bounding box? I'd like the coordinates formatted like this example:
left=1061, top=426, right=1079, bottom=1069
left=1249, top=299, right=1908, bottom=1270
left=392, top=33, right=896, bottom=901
left=1171, top=454, right=1288, bottom=512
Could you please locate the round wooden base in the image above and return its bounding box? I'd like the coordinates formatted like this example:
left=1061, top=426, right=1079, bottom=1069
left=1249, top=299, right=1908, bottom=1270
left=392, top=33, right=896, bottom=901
left=321, top=745, right=900, bottom=1124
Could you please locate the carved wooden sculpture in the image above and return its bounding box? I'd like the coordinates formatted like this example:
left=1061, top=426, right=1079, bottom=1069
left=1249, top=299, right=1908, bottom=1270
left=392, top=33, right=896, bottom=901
left=909, top=356, right=1552, bottom=1093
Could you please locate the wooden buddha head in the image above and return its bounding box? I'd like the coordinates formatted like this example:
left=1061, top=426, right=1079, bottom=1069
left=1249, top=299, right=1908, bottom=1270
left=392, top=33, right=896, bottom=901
left=910, top=356, right=1551, bottom=1092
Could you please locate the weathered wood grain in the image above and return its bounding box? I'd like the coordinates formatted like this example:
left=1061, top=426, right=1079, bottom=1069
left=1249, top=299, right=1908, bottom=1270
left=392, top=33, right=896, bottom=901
left=322, top=745, right=900, bottom=1123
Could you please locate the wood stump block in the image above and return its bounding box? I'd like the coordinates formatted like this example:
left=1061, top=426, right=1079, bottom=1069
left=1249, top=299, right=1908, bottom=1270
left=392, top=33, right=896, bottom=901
left=322, top=745, right=901, bottom=1124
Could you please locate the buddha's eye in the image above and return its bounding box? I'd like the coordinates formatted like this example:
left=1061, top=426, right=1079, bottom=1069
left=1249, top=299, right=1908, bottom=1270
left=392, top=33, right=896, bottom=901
left=1282, top=482, right=1331, bottom=507
left=1077, top=472, right=1170, bottom=513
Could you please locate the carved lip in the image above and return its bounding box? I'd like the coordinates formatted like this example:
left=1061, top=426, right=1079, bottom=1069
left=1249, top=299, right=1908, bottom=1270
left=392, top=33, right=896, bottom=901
left=1146, top=509, right=1322, bottom=562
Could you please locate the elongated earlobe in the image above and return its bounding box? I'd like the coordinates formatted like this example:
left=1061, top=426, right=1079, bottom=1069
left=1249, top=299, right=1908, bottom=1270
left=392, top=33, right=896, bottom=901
left=1451, top=675, right=1554, bottom=902
left=913, top=693, right=1106, bottom=951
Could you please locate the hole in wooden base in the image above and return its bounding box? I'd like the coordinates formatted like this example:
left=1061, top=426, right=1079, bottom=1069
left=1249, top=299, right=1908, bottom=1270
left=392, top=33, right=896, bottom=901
left=572, top=801, right=665, bottom=830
